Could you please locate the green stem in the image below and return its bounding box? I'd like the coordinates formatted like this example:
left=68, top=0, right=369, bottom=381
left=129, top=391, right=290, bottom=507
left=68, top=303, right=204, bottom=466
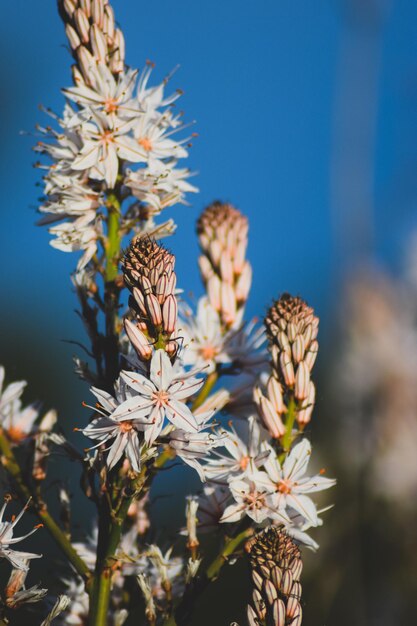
left=103, top=196, right=122, bottom=391
left=88, top=468, right=147, bottom=626
left=279, top=395, right=297, bottom=462
left=0, top=431, right=90, bottom=582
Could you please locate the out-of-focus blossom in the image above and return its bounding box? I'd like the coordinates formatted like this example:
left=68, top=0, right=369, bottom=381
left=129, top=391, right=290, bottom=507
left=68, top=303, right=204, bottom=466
left=0, top=499, right=43, bottom=571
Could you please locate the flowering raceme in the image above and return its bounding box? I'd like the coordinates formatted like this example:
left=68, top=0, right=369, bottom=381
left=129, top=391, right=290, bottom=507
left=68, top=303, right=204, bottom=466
left=0, top=1, right=336, bottom=624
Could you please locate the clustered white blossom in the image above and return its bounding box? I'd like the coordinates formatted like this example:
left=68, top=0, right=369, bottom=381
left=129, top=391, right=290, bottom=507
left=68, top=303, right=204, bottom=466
left=0, top=366, right=56, bottom=444
left=0, top=2, right=337, bottom=624
left=35, top=26, right=197, bottom=272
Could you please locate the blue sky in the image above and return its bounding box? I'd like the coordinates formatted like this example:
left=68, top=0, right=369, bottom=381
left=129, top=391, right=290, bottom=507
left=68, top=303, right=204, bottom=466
left=1, top=0, right=417, bottom=408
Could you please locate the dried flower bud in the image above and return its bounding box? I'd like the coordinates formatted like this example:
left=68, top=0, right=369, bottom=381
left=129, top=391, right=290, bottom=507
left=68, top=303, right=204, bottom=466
left=247, top=527, right=303, bottom=626
left=197, top=202, right=251, bottom=329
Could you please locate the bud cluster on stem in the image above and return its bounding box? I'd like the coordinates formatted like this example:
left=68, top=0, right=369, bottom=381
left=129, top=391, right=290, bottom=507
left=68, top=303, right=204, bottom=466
left=197, top=202, right=252, bottom=329
left=122, top=237, right=179, bottom=359
left=247, top=527, right=303, bottom=626
left=59, top=0, right=125, bottom=80
left=255, top=294, right=319, bottom=440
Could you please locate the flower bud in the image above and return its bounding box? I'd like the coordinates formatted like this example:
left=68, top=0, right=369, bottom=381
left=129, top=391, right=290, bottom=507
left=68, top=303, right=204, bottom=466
left=162, top=294, right=178, bottom=334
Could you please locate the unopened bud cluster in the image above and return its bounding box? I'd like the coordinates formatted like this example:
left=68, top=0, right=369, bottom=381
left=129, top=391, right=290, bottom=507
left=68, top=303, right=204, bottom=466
left=197, top=202, right=252, bottom=329
left=123, top=237, right=178, bottom=359
left=255, top=294, right=318, bottom=434
left=247, top=527, right=303, bottom=626
left=59, top=0, right=125, bottom=81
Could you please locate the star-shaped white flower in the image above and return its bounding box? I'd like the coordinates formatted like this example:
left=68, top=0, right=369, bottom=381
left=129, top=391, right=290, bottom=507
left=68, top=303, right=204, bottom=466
left=80, top=385, right=146, bottom=472
left=64, top=66, right=139, bottom=120
left=258, top=439, right=336, bottom=526
left=0, top=500, right=42, bottom=571
left=180, top=298, right=230, bottom=373
left=203, top=416, right=269, bottom=480
left=118, top=350, right=204, bottom=445
left=220, top=469, right=290, bottom=525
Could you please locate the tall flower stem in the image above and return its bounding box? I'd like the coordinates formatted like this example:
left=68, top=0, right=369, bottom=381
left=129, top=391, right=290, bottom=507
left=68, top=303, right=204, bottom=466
left=279, top=395, right=297, bottom=461
left=88, top=467, right=148, bottom=626
left=103, top=192, right=122, bottom=391
left=0, top=430, right=90, bottom=581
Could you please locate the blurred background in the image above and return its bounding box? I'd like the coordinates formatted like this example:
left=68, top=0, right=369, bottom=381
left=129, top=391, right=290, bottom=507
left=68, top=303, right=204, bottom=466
left=1, top=0, right=417, bottom=624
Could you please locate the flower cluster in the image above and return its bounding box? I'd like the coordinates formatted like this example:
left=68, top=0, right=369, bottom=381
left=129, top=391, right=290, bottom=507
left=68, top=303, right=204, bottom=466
left=0, top=1, right=337, bottom=624
left=197, top=201, right=252, bottom=329
left=35, top=0, right=197, bottom=272
left=123, top=237, right=179, bottom=359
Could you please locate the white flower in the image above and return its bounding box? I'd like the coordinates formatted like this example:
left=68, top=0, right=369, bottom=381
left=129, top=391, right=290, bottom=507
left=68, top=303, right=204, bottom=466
left=203, top=416, right=269, bottom=481
left=125, top=161, right=197, bottom=213
left=63, top=66, right=139, bottom=120
left=220, top=469, right=290, bottom=525
left=118, top=350, right=204, bottom=445
left=71, top=111, right=143, bottom=188
left=180, top=298, right=230, bottom=373
left=225, top=319, right=267, bottom=373
left=136, top=64, right=182, bottom=116
left=132, top=112, right=188, bottom=165
left=168, top=428, right=225, bottom=481
left=258, top=439, right=336, bottom=526
left=81, top=386, right=147, bottom=472
left=39, top=171, right=103, bottom=219
left=49, top=213, right=100, bottom=270
left=0, top=500, right=42, bottom=571
left=197, top=484, right=230, bottom=532
left=0, top=367, right=55, bottom=443
left=179, top=299, right=267, bottom=375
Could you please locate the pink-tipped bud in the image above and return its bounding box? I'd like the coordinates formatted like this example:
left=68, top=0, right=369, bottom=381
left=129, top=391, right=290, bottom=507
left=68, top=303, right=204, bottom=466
left=63, top=0, right=77, bottom=17
left=66, top=24, right=81, bottom=50
left=235, top=262, right=252, bottom=303
left=90, top=24, right=107, bottom=64
left=133, top=287, right=147, bottom=316
left=145, top=293, right=162, bottom=327
left=295, top=361, right=310, bottom=401
left=103, top=5, right=115, bottom=40
left=305, top=340, right=318, bottom=371
left=198, top=255, right=214, bottom=281
left=77, top=46, right=95, bottom=84
left=220, top=254, right=234, bottom=284
left=80, top=0, right=91, bottom=17
left=207, top=274, right=221, bottom=312
left=267, top=376, right=286, bottom=415
left=297, top=381, right=315, bottom=425
left=292, top=335, right=306, bottom=364
left=162, top=295, right=178, bottom=334
left=209, top=240, right=222, bottom=267
left=124, top=319, right=152, bottom=360
left=155, top=274, right=168, bottom=304
left=221, top=282, right=237, bottom=327
left=74, top=8, right=90, bottom=43
left=279, top=352, right=295, bottom=387
left=91, top=0, right=104, bottom=28
left=254, top=387, right=285, bottom=439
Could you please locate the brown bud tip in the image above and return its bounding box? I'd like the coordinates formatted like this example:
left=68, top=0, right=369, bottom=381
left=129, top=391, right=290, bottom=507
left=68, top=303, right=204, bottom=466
left=122, top=237, right=175, bottom=293
left=248, top=527, right=303, bottom=625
